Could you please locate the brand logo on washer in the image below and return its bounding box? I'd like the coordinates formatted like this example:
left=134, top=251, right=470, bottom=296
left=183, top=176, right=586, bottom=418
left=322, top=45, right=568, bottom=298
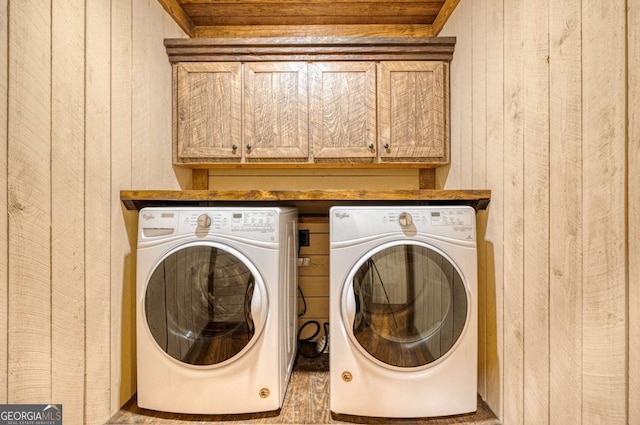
left=334, top=212, right=350, bottom=219
left=142, top=213, right=155, bottom=221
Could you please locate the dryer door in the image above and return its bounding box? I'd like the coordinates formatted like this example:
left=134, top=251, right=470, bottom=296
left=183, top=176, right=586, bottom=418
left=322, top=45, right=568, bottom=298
left=143, top=242, right=267, bottom=366
left=342, top=241, right=468, bottom=369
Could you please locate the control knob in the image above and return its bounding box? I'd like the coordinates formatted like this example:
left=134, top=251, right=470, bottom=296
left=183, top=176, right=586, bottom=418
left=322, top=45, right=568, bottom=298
left=197, top=214, right=212, bottom=228
left=399, top=212, right=413, bottom=227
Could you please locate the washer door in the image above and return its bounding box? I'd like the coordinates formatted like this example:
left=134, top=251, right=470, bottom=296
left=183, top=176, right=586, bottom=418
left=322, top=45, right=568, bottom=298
left=144, top=242, right=267, bottom=366
left=342, top=241, right=468, bottom=369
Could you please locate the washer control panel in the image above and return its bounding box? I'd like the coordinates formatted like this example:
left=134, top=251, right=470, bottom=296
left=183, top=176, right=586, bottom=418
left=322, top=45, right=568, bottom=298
left=331, top=206, right=476, bottom=242
left=230, top=211, right=276, bottom=231
left=182, top=211, right=276, bottom=240
left=427, top=209, right=474, bottom=231
left=139, top=208, right=278, bottom=243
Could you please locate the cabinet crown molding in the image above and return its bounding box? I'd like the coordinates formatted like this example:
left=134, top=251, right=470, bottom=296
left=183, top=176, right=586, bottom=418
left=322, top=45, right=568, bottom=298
left=164, top=36, right=456, bottom=62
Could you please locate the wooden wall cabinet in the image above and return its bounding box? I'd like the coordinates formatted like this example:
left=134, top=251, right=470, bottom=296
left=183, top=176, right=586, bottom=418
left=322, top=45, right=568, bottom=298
left=309, top=62, right=377, bottom=161
left=167, top=37, right=455, bottom=167
left=176, top=62, right=242, bottom=161
left=244, top=62, right=309, bottom=161
left=379, top=61, right=448, bottom=163
left=176, top=62, right=309, bottom=163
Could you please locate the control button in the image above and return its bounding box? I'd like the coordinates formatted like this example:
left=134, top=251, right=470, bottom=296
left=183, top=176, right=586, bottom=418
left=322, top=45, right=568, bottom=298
left=197, top=214, right=212, bottom=228
left=399, top=212, right=413, bottom=227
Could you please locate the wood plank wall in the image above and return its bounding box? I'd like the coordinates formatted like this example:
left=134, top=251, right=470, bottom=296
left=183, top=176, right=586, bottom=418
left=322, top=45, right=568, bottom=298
left=297, top=217, right=330, bottom=341
left=0, top=1, right=187, bottom=424
left=52, top=2, right=85, bottom=422
left=630, top=2, right=640, bottom=424
left=582, top=2, right=627, bottom=423
left=0, top=0, right=7, bottom=406
left=548, top=1, right=583, bottom=424
left=8, top=1, right=53, bottom=408
left=439, top=0, right=638, bottom=423
left=207, top=169, right=422, bottom=191
left=85, top=1, right=111, bottom=422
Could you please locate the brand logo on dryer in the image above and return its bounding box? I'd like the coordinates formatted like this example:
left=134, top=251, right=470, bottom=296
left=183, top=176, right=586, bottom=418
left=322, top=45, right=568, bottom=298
left=334, top=212, right=350, bottom=220
left=142, top=213, right=156, bottom=221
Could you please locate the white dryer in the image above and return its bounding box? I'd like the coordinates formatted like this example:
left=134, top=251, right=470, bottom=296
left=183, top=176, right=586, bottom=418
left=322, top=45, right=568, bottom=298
left=136, top=206, right=298, bottom=414
left=330, top=206, right=477, bottom=418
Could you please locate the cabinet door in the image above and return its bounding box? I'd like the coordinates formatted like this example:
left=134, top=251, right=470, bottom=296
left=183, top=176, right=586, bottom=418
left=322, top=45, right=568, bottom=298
left=378, top=61, right=448, bottom=163
left=176, top=63, right=242, bottom=160
left=309, top=62, right=376, bottom=160
left=244, top=62, right=308, bottom=160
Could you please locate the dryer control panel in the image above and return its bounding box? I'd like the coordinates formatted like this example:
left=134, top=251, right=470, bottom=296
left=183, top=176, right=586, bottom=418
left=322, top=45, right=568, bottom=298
left=330, top=206, right=476, bottom=243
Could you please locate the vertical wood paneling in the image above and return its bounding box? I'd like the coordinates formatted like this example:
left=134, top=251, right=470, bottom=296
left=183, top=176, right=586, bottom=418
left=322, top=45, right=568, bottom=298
left=502, top=0, right=525, bottom=423
left=471, top=0, right=487, bottom=400
left=85, top=0, right=113, bottom=423
left=548, top=1, right=583, bottom=424
left=582, top=1, right=627, bottom=423
left=0, top=0, right=8, bottom=405
left=51, top=1, right=85, bottom=422
left=436, top=0, right=471, bottom=189
left=133, top=0, right=158, bottom=186
left=456, top=2, right=473, bottom=191
left=444, top=2, right=636, bottom=424
left=522, top=1, right=550, bottom=424
left=7, top=0, right=52, bottom=403
left=472, top=0, right=487, bottom=190
left=111, top=0, right=135, bottom=409
left=1, top=0, right=184, bottom=420
left=208, top=169, right=420, bottom=191
left=483, top=0, right=503, bottom=417
left=629, top=0, right=640, bottom=422
left=133, top=0, right=189, bottom=190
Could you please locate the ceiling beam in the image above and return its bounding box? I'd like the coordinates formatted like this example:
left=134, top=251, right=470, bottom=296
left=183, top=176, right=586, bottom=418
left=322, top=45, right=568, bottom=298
left=157, top=0, right=195, bottom=37
left=194, top=24, right=435, bottom=38
left=430, top=0, right=460, bottom=35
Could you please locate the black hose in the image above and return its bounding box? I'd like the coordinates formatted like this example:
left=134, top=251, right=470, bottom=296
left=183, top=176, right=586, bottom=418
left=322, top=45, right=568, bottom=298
left=296, top=320, right=329, bottom=358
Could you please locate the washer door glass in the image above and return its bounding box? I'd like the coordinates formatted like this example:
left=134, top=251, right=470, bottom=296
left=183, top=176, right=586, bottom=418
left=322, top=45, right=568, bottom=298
left=349, top=242, right=468, bottom=368
left=144, top=244, right=264, bottom=366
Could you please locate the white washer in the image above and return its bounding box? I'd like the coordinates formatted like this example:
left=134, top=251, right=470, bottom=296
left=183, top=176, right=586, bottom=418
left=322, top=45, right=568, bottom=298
left=330, top=206, right=477, bottom=418
left=136, top=206, right=298, bottom=414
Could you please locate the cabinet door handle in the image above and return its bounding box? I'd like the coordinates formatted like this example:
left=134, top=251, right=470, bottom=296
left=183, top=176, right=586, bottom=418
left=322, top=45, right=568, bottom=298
left=368, top=143, right=375, bottom=150
left=384, top=143, right=390, bottom=149
left=246, top=144, right=252, bottom=151
left=232, top=144, right=238, bottom=151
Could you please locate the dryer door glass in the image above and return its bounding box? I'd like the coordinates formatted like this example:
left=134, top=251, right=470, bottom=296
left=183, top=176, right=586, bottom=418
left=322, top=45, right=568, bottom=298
left=145, top=245, right=259, bottom=366
left=351, top=243, right=467, bottom=368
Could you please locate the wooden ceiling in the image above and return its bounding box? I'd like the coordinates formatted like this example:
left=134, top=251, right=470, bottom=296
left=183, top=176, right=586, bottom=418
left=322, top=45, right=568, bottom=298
left=157, top=0, right=460, bottom=38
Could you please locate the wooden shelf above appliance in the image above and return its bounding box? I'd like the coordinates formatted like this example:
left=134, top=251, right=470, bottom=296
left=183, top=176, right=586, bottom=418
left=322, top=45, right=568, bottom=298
left=120, top=189, right=490, bottom=214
